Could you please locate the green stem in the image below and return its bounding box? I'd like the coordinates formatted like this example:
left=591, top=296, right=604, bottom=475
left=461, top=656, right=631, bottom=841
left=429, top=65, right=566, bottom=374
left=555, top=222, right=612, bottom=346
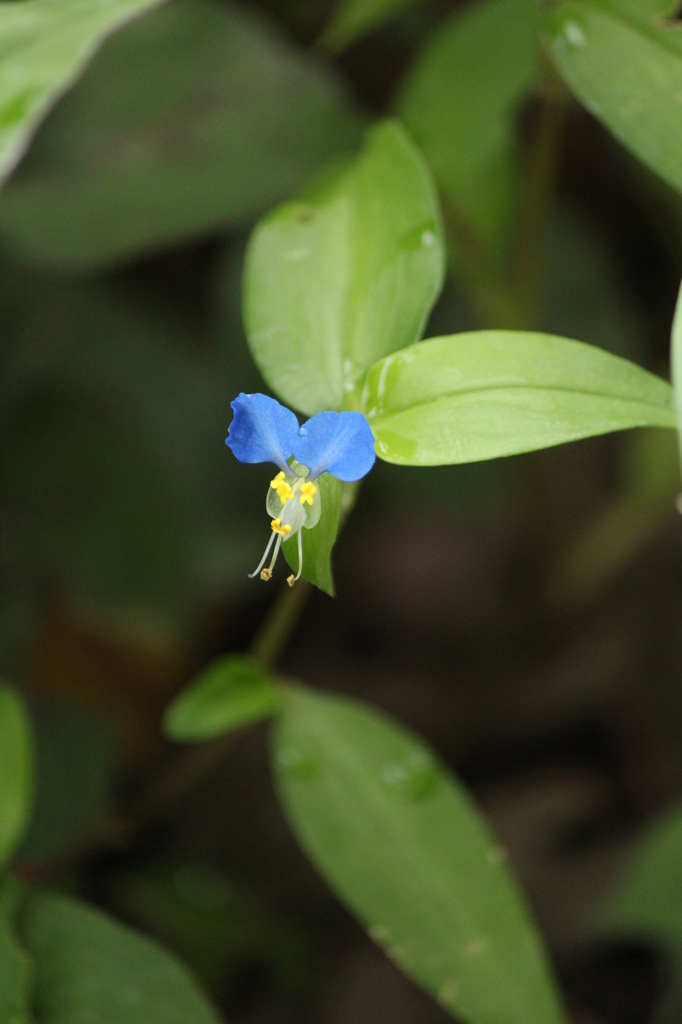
left=513, top=66, right=569, bottom=328
left=250, top=579, right=311, bottom=668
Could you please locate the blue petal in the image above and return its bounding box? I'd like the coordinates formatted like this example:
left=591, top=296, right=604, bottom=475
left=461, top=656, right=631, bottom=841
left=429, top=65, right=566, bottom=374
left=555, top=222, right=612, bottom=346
left=292, top=410, right=376, bottom=482
left=225, top=393, right=299, bottom=472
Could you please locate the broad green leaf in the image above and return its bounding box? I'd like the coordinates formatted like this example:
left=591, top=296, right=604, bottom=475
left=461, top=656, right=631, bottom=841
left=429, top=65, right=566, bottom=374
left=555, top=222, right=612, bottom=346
left=243, top=119, right=445, bottom=416
left=544, top=0, right=682, bottom=195
left=18, top=889, right=221, bottom=1024
left=362, top=332, right=675, bottom=465
left=0, top=879, right=32, bottom=1024
left=0, top=0, right=165, bottom=189
left=671, top=277, right=682, bottom=471
left=282, top=472, right=341, bottom=596
left=601, top=802, right=682, bottom=955
left=0, top=0, right=363, bottom=270
left=321, top=0, right=421, bottom=51
left=397, top=0, right=540, bottom=204
left=0, top=685, right=33, bottom=870
left=164, top=655, right=278, bottom=742
left=272, top=686, right=565, bottom=1024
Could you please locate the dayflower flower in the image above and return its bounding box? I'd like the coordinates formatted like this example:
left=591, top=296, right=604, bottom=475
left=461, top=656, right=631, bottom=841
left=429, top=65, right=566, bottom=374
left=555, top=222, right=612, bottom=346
left=226, top=393, right=376, bottom=585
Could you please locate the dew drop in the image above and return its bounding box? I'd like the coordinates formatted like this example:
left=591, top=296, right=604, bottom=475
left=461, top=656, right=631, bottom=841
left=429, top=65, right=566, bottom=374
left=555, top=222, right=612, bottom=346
left=562, top=19, right=586, bottom=48
left=369, top=924, right=389, bottom=942
left=275, top=745, right=318, bottom=778
left=462, top=938, right=488, bottom=958
left=298, top=425, right=308, bottom=436
left=421, top=229, right=436, bottom=247
left=380, top=747, right=440, bottom=802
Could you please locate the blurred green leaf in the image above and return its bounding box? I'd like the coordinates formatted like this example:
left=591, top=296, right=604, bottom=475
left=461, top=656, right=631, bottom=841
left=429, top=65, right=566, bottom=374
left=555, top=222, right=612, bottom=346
left=272, top=685, right=565, bottom=1024
left=0, top=0, right=164, bottom=188
left=362, top=332, right=675, bottom=465
left=548, top=429, right=679, bottom=610
left=20, top=696, right=115, bottom=863
left=0, top=0, right=363, bottom=271
left=0, top=880, right=32, bottom=1024
left=321, top=0, right=420, bottom=51
left=243, top=119, right=445, bottom=416
left=165, top=655, right=278, bottom=742
left=397, top=0, right=539, bottom=227
left=544, top=0, right=682, bottom=196
left=602, top=801, right=682, bottom=955
left=18, top=889, right=221, bottom=1023
left=282, top=472, right=341, bottom=596
left=0, top=685, right=33, bottom=871
left=109, top=860, right=310, bottom=996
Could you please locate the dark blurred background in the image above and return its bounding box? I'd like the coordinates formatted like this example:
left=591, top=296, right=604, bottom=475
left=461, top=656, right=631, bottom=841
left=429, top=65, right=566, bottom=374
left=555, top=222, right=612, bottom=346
left=3, top=0, right=682, bottom=1021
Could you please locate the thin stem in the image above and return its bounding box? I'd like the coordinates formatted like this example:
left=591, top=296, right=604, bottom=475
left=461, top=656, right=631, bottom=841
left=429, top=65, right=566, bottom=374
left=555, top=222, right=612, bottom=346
left=513, top=66, right=569, bottom=328
left=250, top=578, right=310, bottom=668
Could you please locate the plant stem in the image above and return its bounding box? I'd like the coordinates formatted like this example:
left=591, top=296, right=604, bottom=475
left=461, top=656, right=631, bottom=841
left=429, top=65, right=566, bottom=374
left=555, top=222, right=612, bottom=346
left=250, top=579, right=311, bottom=668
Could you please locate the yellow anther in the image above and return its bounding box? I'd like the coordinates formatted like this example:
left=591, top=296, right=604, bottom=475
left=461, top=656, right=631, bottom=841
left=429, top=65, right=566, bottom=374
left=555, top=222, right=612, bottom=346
left=286, top=574, right=296, bottom=587
left=260, top=567, right=273, bottom=581
left=271, top=517, right=292, bottom=537
left=300, top=481, right=317, bottom=506
left=270, top=471, right=293, bottom=503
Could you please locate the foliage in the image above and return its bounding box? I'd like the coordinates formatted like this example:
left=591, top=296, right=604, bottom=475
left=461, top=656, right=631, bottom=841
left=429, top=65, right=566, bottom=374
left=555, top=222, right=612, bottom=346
left=1, top=0, right=682, bottom=1022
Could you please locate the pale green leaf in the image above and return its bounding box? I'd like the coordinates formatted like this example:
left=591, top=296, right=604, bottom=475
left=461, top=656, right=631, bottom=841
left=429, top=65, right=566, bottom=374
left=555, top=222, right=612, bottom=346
left=164, top=655, right=278, bottom=742
left=544, top=0, right=682, bottom=195
left=243, top=119, right=445, bottom=416
left=0, top=685, right=33, bottom=871
left=272, top=685, right=565, bottom=1024
left=282, top=472, right=341, bottom=596
left=397, top=0, right=540, bottom=201
left=18, top=889, right=221, bottom=1024
left=0, top=0, right=363, bottom=270
left=362, top=331, right=675, bottom=465
left=321, top=0, right=421, bottom=52
left=0, top=0, right=165, bottom=189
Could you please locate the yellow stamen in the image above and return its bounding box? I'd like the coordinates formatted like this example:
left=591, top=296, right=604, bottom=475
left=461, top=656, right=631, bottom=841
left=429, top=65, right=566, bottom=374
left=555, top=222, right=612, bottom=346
left=260, top=568, right=273, bottom=581
left=270, top=471, right=293, bottom=503
left=287, top=574, right=296, bottom=587
left=300, top=481, right=317, bottom=506
left=271, top=517, right=292, bottom=537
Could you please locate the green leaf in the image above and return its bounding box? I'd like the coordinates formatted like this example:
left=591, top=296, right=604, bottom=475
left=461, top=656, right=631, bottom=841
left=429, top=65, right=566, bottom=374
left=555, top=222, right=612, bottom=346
left=282, top=472, right=341, bottom=596
left=0, top=685, right=33, bottom=871
left=0, top=0, right=363, bottom=271
left=321, top=0, right=421, bottom=51
left=362, top=331, right=676, bottom=465
left=17, top=889, right=221, bottom=1024
left=0, top=0, right=164, bottom=190
left=601, top=802, right=682, bottom=955
left=397, top=0, right=540, bottom=206
left=0, top=880, right=32, bottom=1024
left=544, top=0, right=682, bottom=195
left=164, top=655, right=279, bottom=742
left=272, top=685, right=565, bottom=1024
left=671, top=277, right=682, bottom=472
left=243, top=119, right=445, bottom=416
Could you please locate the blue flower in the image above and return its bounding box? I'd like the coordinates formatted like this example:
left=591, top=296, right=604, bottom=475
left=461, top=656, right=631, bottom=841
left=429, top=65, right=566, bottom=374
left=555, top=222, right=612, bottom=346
left=226, top=393, right=375, bottom=585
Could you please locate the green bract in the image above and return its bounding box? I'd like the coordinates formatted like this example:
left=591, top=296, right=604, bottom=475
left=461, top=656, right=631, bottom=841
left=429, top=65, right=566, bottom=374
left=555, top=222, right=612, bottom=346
left=0, top=685, right=33, bottom=872
left=243, top=119, right=445, bottom=416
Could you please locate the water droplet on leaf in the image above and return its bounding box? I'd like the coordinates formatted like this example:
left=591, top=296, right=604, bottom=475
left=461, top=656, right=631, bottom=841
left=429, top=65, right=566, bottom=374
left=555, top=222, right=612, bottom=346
left=380, top=747, right=440, bottom=802
left=275, top=745, right=318, bottom=778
